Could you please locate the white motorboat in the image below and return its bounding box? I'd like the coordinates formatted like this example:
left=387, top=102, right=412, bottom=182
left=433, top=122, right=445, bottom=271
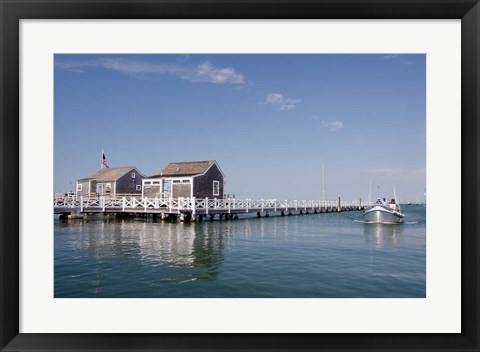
left=364, top=197, right=405, bottom=224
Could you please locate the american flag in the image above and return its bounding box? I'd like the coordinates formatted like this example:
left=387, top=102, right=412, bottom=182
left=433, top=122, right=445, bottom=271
left=101, top=153, right=110, bottom=168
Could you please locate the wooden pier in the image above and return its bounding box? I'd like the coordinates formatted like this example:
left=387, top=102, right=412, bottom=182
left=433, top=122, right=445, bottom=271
left=54, top=196, right=365, bottom=221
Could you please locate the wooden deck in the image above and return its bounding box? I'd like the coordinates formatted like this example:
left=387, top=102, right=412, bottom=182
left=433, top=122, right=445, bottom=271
left=54, top=196, right=365, bottom=221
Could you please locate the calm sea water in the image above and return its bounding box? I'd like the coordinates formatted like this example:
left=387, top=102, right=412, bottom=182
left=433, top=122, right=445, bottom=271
left=54, top=205, right=426, bottom=298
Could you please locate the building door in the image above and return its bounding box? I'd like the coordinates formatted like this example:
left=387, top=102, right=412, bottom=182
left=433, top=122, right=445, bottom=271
left=97, top=183, right=104, bottom=195
left=162, top=180, right=172, bottom=198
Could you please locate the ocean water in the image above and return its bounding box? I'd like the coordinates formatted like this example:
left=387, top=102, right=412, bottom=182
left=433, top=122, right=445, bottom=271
left=54, top=205, right=426, bottom=298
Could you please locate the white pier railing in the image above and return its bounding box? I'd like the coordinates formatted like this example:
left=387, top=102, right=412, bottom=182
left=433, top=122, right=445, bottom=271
left=54, top=196, right=364, bottom=214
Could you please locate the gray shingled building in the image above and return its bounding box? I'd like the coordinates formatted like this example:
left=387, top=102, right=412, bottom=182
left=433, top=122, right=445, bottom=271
left=142, top=160, right=225, bottom=199
left=76, top=167, right=145, bottom=197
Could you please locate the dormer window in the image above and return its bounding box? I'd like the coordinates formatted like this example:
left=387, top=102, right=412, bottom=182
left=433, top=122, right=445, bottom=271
left=131, top=173, right=136, bottom=178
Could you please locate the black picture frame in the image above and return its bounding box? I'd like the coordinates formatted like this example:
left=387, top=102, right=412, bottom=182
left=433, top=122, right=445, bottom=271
left=1, top=0, right=479, bottom=351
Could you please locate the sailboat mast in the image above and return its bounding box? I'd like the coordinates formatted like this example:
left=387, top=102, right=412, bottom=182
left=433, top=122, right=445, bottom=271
left=322, top=163, right=325, bottom=202
left=369, top=180, right=372, bottom=205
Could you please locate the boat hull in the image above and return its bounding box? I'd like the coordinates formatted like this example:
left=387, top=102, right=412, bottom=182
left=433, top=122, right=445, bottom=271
left=363, top=205, right=404, bottom=224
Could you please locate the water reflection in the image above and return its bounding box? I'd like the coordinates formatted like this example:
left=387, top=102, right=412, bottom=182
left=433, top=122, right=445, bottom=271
left=61, top=219, right=227, bottom=282
left=363, top=223, right=404, bottom=248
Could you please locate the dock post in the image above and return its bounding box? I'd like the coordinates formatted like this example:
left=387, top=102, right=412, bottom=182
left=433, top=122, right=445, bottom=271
left=257, top=212, right=261, bottom=218
left=80, top=196, right=84, bottom=212
left=337, top=196, right=341, bottom=212
left=359, top=197, right=362, bottom=209
left=205, top=197, right=209, bottom=215
left=122, top=197, right=126, bottom=212
left=281, top=211, right=285, bottom=216
left=191, top=197, right=196, bottom=217
left=179, top=213, right=185, bottom=222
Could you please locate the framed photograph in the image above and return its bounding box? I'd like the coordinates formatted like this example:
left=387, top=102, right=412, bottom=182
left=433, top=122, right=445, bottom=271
left=1, top=0, right=479, bottom=351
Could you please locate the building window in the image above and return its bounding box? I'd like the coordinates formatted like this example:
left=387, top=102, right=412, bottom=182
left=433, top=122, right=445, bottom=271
left=105, top=183, right=112, bottom=193
left=152, top=181, right=160, bottom=185
left=173, top=180, right=181, bottom=184
left=213, top=181, right=220, bottom=196
left=144, top=181, right=152, bottom=185
left=131, top=173, right=136, bottom=178
left=136, top=185, right=141, bottom=191
left=76, top=184, right=82, bottom=191
left=182, top=179, right=190, bottom=183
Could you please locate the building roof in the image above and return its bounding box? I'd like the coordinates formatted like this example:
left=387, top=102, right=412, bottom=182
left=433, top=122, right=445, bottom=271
left=78, top=166, right=142, bottom=181
left=150, top=160, right=218, bottom=178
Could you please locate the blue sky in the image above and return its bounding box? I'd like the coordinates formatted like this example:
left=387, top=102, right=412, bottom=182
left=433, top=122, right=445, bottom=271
left=54, top=54, right=426, bottom=202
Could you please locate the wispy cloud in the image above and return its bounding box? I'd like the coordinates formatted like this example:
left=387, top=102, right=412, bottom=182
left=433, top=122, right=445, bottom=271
left=55, top=58, right=245, bottom=85
left=383, top=54, right=415, bottom=65
left=321, top=120, right=344, bottom=131
left=383, top=54, right=399, bottom=60
left=369, top=167, right=426, bottom=181
left=265, top=93, right=301, bottom=111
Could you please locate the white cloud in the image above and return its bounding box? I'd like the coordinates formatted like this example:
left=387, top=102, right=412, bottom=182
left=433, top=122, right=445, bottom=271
left=55, top=58, right=245, bottom=85
left=383, top=54, right=399, bottom=60
left=189, top=61, right=245, bottom=84
left=321, top=120, right=344, bottom=131
left=383, top=54, right=415, bottom=65
left=265, top=93, right=301, bottom=111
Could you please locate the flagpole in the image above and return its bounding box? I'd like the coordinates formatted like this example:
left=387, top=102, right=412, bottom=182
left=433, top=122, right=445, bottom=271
left=101, top=149, right=104, bottom=169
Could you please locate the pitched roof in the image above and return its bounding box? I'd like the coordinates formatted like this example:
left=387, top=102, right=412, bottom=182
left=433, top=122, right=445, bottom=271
left=78, top=167, right=142, bottom=181
left=151, top=160, right=216, bottom=178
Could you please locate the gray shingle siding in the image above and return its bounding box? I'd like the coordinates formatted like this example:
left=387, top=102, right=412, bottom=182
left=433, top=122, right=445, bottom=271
left=193, top=164, right=224, bottom=199
left=76, top=180, right=91, bottom=197
left=115, top=169, right=143, bottom=194
left=143, top=185, right=161, bottom=198
left=172, top=183, right=192, bottom=198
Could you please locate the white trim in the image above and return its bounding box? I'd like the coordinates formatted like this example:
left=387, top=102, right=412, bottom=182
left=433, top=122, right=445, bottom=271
left=194, top=161, right=226, bottom=179
left=76, top=183, right=82, bottom=191
left=213, top=180, right=220, bottom=196
left=135, top=185, right=141, bottom=191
